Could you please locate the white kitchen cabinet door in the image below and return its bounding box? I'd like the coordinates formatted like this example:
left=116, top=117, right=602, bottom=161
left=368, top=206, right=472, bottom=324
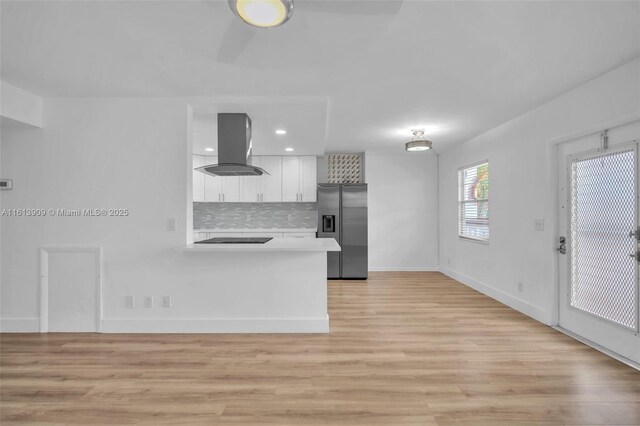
left=203, top=156, right=223, bottom=202
left=222, top=177, right=241, bottom=202
left=193, top=155, right=205, bottom=202
left=299, top=156, right=317, bottom=202
left=241, top=157, right=262, bottom=202
left=281, top=156, right=300, bottom=202
left=260, top=156, right=282, bottom=202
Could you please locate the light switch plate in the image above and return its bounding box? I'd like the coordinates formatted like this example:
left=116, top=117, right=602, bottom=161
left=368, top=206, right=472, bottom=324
left=0, top=179, right=13, bottom=190
left=534, top=219, right=544, bottom=231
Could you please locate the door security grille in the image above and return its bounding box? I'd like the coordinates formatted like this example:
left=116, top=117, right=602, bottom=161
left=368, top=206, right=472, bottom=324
left=569, top=147, right=639, bottom=330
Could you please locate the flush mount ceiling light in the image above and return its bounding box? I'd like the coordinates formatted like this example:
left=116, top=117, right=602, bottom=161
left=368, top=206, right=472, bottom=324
left=285, top=147, right=294, bottom=152
left=275, top=129, right=287, bottom=135
left=405, top=129, right=433, bottom=152
left=228, top=0, right=294, bottom=28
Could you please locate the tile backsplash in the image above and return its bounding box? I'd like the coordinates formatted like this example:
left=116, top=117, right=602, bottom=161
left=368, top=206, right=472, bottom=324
left=194, top=202, right=317, bottom=230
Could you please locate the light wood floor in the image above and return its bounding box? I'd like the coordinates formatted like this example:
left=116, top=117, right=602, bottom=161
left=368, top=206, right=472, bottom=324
left=1, top=272, right=639, bottom=425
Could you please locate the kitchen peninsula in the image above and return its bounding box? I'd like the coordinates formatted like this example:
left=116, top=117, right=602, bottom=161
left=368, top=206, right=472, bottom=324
left=177, top=237, right=340, bottom=333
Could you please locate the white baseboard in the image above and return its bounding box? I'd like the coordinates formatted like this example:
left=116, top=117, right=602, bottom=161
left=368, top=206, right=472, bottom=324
left=0, top=317, right=40, bottom=333
left=438, top=266, right=550, bottom=325
left=101, top=316, right=329, bottom=333
left=368, top=266, right=440, bottom=272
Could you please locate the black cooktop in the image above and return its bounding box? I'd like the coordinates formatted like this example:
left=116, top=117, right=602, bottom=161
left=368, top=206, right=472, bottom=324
left=195, top=237, right=273, bottom=244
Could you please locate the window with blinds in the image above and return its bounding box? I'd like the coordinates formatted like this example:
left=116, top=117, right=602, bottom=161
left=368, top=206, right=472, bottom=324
left=458, top=161, right=489, bottom=242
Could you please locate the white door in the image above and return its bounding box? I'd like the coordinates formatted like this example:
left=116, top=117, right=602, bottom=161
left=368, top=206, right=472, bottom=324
left=241, top=156, right=261, bottom=202
left=282, top=156, right=300, bottom=202
left=299, top=156, right=317, bottom=202
left=557, top=120, right=640, bottom=364
left=193, top=155, right=205, bottom=202
left=261, top=156, right=282, bottom=202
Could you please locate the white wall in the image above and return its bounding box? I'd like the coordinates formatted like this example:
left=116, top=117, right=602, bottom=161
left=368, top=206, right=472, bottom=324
left=438, top=58, right=640, bottom=324
left=366, top=152, right=439, bottom=271
left=1, top=81, right=43, bottom=128
left=0, top=99, right=186, bottom=330
left=0, top=98, right=334, bottom=332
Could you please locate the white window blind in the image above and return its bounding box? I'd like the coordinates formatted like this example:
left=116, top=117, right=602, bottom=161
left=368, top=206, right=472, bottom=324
left=458, top=161, right=489, bottom=242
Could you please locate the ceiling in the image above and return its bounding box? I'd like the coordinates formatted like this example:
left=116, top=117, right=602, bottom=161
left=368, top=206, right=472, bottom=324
left=2, top=0, right=639, bottom=153
left=192, top=100, right=328, bottom=156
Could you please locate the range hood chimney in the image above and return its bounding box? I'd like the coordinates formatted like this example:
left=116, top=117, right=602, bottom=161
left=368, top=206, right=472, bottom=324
left=196, top=113, right=268, bottom=177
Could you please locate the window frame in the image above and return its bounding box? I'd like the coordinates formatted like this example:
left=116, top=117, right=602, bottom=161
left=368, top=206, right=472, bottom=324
left=458, top=160, right=490, bottom=244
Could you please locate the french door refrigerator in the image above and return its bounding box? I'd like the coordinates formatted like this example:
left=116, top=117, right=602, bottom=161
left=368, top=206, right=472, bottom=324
left=317, top=184, right=368, bottom=279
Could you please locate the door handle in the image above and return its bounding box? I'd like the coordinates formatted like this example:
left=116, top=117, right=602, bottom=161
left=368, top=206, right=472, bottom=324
left=556, top=236, right=566, bottom=255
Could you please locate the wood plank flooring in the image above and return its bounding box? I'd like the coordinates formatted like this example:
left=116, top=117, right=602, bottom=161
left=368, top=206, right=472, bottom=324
left=1, top=272, right=639, bottom=425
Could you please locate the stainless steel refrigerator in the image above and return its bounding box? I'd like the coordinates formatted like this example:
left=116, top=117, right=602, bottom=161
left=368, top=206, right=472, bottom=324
left=317, top=184, right=368, bottom=279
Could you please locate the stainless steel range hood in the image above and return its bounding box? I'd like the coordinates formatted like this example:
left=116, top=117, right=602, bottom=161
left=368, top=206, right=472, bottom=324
left=195, top=113, right=268, bottom=177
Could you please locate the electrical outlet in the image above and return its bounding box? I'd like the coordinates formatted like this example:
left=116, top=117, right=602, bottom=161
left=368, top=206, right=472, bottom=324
left=167, top=218, right=176, bottom=231
left=246, top=214, right=251, bottom=221
left=162, top=296, right=172, bottom=308
left=518, top=282, right=524, bottom=292
left=144, top=296, right=153, bottom=308
left=534, top=219, right=544, bottom=231
left=125, top=295, right=135, bottom=308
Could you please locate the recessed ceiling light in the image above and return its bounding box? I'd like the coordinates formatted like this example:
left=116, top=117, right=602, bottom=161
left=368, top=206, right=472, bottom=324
left=229, top=0, right=294, bottom=28
left=285, top=147, right=294, bottom=152
left=205, top=147, right=215, bottom=152
left=275, top=129, right=287, bottom=135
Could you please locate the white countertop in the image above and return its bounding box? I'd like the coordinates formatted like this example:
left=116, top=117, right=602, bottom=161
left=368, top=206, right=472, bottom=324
left=193, top=228, right=317, bottom=233
left=184, top=237, right=340, bottom=252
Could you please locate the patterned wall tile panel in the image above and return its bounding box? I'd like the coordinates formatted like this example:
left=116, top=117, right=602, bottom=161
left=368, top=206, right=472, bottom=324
left=328, top=154, right=362, bottom=183
left=194, top=202, right=317, bottom=230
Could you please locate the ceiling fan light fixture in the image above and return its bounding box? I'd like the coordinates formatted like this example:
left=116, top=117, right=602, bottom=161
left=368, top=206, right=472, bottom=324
left=229, top=0, right=294, bottom=28
left=405, top=129, right=433, bottom=152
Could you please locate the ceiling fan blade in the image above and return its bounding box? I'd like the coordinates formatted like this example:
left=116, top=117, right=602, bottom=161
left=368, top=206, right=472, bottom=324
left=299, top=0, right=403, bottom=15
left=216, top=22, right=256, bottom=64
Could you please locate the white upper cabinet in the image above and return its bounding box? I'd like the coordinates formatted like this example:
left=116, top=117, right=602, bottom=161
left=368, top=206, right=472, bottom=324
left=240, top=156, right=282, bottom=202
left=194, top=155, right=316, bottom=203
left=222, top=176, right=241, bottom=202
left=299, top=156, right=317, bottom=202
left=193, top=155, right=205, bottom=202
left=282, top=156, right=317, bottom=202
left=260, top=156, right=283, bottom=202
left=241, top=156, right=262, bottom=202
left=203, top=155, right=222, bottom=202
left=281, top=156, right=300, bottom=202
left=199, top=155, right=241, bottom=202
